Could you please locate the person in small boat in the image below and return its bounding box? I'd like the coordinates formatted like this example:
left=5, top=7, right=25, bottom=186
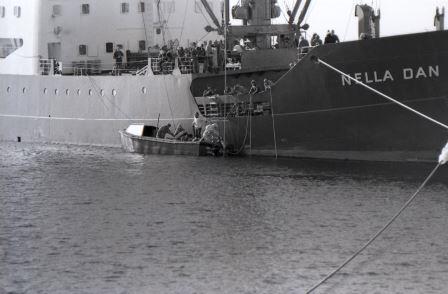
left=200, top=123, right=224, bottom=155
left=192, top=112, right=206, bottom=139
left=173, top=124, right=188, bottom=140
left=156, top=123, right=175, bottom=139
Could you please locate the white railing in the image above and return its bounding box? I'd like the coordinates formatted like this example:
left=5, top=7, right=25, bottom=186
left=39, top=59, right=54, bottom=75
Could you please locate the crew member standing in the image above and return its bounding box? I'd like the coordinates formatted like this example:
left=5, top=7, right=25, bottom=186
left=113, top=46, right=124, bottom=75
left=193, top=112, right=206, bottom=139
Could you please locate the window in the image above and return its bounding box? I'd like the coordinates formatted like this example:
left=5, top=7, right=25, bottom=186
left=105, top=42, right=113, bottom=53
left=52, top=5, right=61, bottom=16
left=138, top=40, right=146, bottom=51
left=138, top=2, right=145, bottom=12
left=81, top=4, right=90, bottom=14
left=14, top=6, right=21, bottom=17
left=0, top=6, right=5, bottom=18
left=79, top=45, right=87, bottom=55
left=121, top=3, right=129, bottom=13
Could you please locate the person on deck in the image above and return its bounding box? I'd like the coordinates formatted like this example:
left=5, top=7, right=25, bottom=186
left=331, top=30, right=340, bottom=43
left=203, top=85, right=215, bottom=97
left=156, top=123, right=175, bottom=139
left=298, top=36, right=310, bottom=54
left=249, top=80, right=259, bottom=95
left=263, top=78, right=273, bottom=91
left=311, top=33, right=323, bottom=46
left=113, top=46, right=124, bottom=75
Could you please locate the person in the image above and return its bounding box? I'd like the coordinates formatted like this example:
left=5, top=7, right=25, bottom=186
left=311, top=33, right=323, bottom=46
left=263, top=78, right=273, bottom=91
left=232, top=40, right=244, bottom=53
left=200, top=123, right=223, bottom=155
left=173, top=124, right=188, bottom=140
left=113, top=46, right=124, bottom=75
left=331, top=30, right=340, bottom=43
left=156, top=123, right=175, bottom=139
left=324, top=30, right=333, bottom=44
left=298, top=36, right=310, bottom=54
left=203, top=85, right=215, bottom=97
left=192, top=112, right=206, bottom=139
left=249, top=80, right=259, bottom=95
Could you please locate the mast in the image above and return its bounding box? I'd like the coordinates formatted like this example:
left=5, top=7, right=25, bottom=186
left=288, top=0, right=304, bottom=25
left=200, top=0, right=223, bottom=34
left=297, top=0, right=312, bottom=27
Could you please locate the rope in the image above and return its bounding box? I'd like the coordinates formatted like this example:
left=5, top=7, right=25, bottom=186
left=269, top=88, right=278, bottom=158
left=87, top=76, right=132, bottom=120
left=249, top=94, right=253, bottom=156
left=306, top=163, right=441, bottom=293
left=161, top=74, right=176, bottom=128
left=226, top=109, right=251, bottom=155
left=178, top=0, right=190, bottom=44
left=314, top=57, right=448, bottom=131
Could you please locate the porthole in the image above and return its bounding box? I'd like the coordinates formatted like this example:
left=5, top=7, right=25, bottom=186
left=100, top=89, right=105, bottom=96
left=6, top=86, right=11, bottom=93
left=22, top=87, right=26, bottom=94
left=43, top=88, right=48, bottom=94
left=112, top=89, right=117, bottom=96
left=54, top=89, right=59, bottom=95
left=76, top=89, right=81, bottom=96
left=141, top=87, right=147, bottom=94
left=88, top=89, right=93, bottom=96
left=65, top=89, right=70, bottom=95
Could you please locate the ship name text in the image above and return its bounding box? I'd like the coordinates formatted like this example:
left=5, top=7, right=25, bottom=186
left=341, top=65, right=440, bottom=86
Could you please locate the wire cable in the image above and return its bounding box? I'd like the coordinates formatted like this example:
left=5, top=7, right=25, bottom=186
left=306, top=163, right=441, bottom=293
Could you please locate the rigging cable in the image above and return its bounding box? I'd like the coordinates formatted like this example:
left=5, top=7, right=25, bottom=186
left=343, top=0, right=356, bottom=41
left=140, top=3, right=148, bottom=48
left=87, top=76, right=132, bottom=120
left=161, top=75, right=177, bottom=128
left=306, top=161, right=444, bottom=293
left=178, top=0, right=190, bottom=45
left=269, top=88, right=278, bottom=158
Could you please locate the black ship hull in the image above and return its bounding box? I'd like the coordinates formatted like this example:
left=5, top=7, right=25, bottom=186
left=214, top=31, right=448, bottom=162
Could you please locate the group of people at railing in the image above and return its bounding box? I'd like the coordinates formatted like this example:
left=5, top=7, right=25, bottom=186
left=40, top=29, right=341, bottom=76
left=148, top=39, right=228, bottom=75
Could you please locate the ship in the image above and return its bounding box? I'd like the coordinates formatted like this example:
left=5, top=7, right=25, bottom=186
left=1, top=0, right=447, bottom=162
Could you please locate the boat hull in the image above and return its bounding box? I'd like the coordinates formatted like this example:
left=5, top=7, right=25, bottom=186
left=214, top=31, right=448, bottom=162
left=119, top=130, right=208, bottom=156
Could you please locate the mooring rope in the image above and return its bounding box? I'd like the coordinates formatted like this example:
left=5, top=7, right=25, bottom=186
left=249, top=93, right=253, bottom=156
left=269, top=88, right=278, bottom=158
left=304, top=56, right=448, bottom=293
left=306, top=161, right=442, bottom=293
left=312, top=56, right=448, bottom=131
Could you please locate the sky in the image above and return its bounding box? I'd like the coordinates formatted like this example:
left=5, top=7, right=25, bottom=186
left=229, top=0, right=448, bottom=41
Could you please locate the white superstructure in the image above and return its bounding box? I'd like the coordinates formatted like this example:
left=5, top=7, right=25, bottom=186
left=0, top=0, right=222, bottom=75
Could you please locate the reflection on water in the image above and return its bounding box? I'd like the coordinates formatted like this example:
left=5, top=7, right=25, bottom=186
left=1, top=142, right=448, bottom=294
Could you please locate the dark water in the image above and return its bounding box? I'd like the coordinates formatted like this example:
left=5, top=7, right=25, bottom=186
left=1, top=142, right=448, bottom=294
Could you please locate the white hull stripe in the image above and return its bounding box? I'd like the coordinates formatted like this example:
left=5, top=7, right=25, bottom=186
left=0, top=114, right=193, bottom=121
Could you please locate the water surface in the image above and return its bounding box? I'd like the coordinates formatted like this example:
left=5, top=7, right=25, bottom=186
left=1, top=142, right=447, bottom=293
